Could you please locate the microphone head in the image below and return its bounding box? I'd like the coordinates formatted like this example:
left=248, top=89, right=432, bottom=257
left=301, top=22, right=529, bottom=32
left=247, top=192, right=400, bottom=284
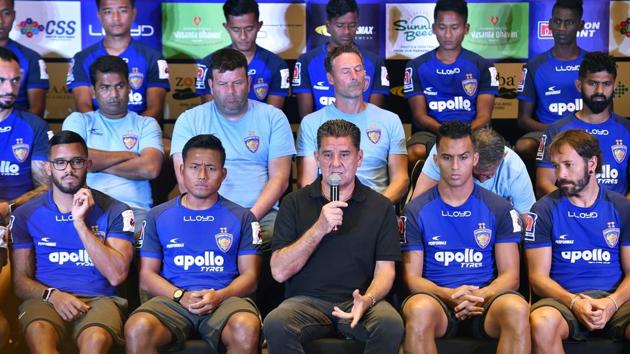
left=327, top=173, right=341, bottom=186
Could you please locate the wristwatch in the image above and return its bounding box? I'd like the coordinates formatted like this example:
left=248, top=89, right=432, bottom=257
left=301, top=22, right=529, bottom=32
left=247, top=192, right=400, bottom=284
left=173, top=288, right=186, bottom=303
left=43, top=287, right=57, bottom=302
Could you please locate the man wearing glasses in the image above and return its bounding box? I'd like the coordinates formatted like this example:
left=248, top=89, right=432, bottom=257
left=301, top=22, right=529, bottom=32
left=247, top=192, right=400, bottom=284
left=10, top=131, right=135, bottom=353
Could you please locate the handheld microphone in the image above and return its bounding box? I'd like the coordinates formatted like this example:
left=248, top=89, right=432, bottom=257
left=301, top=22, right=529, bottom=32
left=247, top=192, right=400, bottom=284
left=327, top=173, right=341, bottom=232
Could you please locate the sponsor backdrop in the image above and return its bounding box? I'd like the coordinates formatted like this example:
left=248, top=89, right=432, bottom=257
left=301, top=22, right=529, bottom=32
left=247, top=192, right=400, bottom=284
left=8, top=0, right=630, bottom=121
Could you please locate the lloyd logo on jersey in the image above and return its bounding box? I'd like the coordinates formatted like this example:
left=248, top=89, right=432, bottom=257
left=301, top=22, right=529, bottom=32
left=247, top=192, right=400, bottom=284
left=366, top=126, right=381, bottom=144
left=122, top=131, right=138, bottom=150
left=12, top=138, right=30, bottom=163
left=215, top=227, right=233, bottom=253
left=244, top=132, right=260, bottom=153
left=462, top=74, right=478, bottom=97
left=603, top=222, right=620, bottom=248
left=474, top=223, right=492, bottom=249
left=612, top=140, right=627, bottom=164
left=129, top=68, right=144, bottom=90
left=253, top=78, right=269, bottom=100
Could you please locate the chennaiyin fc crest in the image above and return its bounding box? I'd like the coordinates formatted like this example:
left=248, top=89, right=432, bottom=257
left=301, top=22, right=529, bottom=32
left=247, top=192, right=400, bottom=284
left=366, top=125, right=381, bottom=144
left=612, top=140, right=627, bottom=164
left=244, top=132, right=260, bottom=153
left=215, top=227, right=233, bottom=253
left=462, top=73, right=478, bottom=97
left=253, top=78, right=269, bottom=100
left=122, top=131, right=138, bottom=150
left=603, top=222, right=620, bottom=248
left=12, top=138, right=30, bottom=163
left=129, top=68, right=144, bottom=90
left=474, top=223, right=492, bottom=249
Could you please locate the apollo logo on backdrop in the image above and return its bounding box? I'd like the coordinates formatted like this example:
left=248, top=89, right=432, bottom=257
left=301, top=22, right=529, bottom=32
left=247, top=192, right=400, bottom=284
left=537, top=20, right=601, bottom=40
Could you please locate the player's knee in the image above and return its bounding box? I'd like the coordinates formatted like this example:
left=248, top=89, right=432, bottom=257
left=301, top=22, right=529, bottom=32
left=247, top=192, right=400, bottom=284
left=78, top=326, right=112, bottom=350
left=496, top=295, right=530, bottom=333
left=125, top=313, right=157, bottom=344
left=407, top=144, right=427, bottom=163
left=403, top=295, right=443, bottom=334
left=26, top=320, right=57, bottom=339
left=224, top=312, right=260, bottom=349
left=530, top=307, right=562, bottom=343
left=263, top=307, right=295, bottom=339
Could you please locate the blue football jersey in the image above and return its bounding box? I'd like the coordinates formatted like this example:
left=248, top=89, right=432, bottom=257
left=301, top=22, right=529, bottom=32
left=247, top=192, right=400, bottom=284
left=67, top=39, right=170, bottom=114
left=292, top=42, right=389, bottom=110
left=404, top=48, right=498, bottom=124
left=537, top=113, right=630, bottom=195
left=517, top=49, right=585, bottom=124
left=524, top=189, right=630, bottom=293
left=5, top=40, right=49, bottom=112
left=196, top=45, right=289, bottom=101
left=0, top=110, right=50, bottom=200
left=10, top=189, right=135, bottom=296
left=139, top=195, right=260, bottom=291
left=403, top=186, right=522, bottom=289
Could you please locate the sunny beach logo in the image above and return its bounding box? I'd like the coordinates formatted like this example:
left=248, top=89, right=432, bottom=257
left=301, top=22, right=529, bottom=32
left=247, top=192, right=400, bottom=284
left=393, top=14, right=432, bottom=42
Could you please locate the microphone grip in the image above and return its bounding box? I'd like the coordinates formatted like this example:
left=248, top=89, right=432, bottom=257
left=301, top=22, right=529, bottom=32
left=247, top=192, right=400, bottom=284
left=330, top=184, right=339, bottom=231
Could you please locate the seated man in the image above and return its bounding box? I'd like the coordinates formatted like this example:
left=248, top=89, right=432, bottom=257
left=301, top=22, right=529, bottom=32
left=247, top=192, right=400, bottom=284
left=264, top=119, right=403, bottom=354
left=125, top=134, right=261, bottom=354
left=0, top=47, right=52, bottom=222
left=527, top=130, right=630, bottom=353
left=404, top=0, right=498, bottom=166
left=196, top=0, right=290, bottom=109
left=412, top=128, right=535, bottom=215
left=296, top=44, right=408, bottom=204
left=10, top=131, right=135, bottom=353
left=402, top=121, right=529, bottom=354
left=536, top=51, right=630, bottom=198
left=63, top=55, right=163, bottom=229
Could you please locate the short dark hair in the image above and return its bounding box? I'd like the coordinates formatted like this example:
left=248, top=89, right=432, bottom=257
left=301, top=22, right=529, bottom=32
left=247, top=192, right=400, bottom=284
left=49, top=131, right=88, bottom=157
left=3, top=0, right=13, bottom=9
left=0, top=47, right=19, bottom=64
left=552, top=0, right=583, bottom=19
left=223, top=0, right=259, bottom=22
left=579, top=51, right=617, bottom=80
left=317, top=119, right=360, bottom=150
left=436, top=121, right=474, bottom=148
left=434, top=0, right=468, bottom=22
left=324, top=44, right=363, bottom=74
left=89, top=55, right=129, bottom=86
left=474, top=128, right=505, bottom=169
left=209, top=48, right=248, bottom=74
left=326, top=0, right=359, bottom=21
left=182, top=134, right=226, bottom=167
left=549, top=129, right=602, bottom=173
left=96, top=0, right=135, bottom=9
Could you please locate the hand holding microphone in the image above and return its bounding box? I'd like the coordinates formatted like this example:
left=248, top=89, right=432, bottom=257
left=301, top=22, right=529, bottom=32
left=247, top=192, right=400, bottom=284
left=317, top=173, right=347, bottom=234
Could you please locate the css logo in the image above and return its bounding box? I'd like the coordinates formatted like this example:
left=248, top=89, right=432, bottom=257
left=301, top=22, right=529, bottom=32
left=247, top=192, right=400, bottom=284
left=45, top=20, right=77, bottom=35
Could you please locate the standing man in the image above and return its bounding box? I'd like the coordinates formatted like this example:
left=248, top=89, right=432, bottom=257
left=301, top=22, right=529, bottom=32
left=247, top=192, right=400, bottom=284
left=0, top=47, right=51, bottom=222
left=516, top=0, right=585, bottom=165
left=536, top=52, right=630, bottom=198
left=196, top=0, right=290, bottom=110
left=404, top=0, right=498, bottom=166
left=292, top=0, right=389, bottom=119
left=402, top=121, right=529, bottom=354
left=264, top=119, right=404, bottom=354
left=0, top=0, right=48, bottom=117
left=125, top=135, right=261, bottom=354
left=296, top=44, right=408, bottom=204
left=527, top=130, right=630, bottom=353
left=412, top=128, right=535, bottom=216
left=10, top=131, right=135, bottom=354
left=63, top=55, right=163, bottom=226
left=67, top=0, right=170, bottom=120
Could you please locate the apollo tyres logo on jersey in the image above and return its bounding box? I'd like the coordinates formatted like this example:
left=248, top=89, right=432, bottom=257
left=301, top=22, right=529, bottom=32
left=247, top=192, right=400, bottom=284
left=548, top=99, right=583, bottom=116
left=49, top=250, right=94, bottom=266
left=561, top=249, right=611, bottom=264
left=174, top=251, right=225, bottom=272
left=429, top=97, right=472, bottom=112
left=435, top=249, right=484, bottom=268
left=597, top=165, right=619, bottom=186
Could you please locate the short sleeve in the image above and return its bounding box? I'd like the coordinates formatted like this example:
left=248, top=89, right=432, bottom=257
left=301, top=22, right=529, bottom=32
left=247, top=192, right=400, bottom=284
left=237, top=211, right=261, bottom=256
left=516, top=62, right=536, bottom=102
left=421, top=146, right=441, bottom=181
left=268, top=56, right=290, bottom=96
left=536, top=129, right=554, bottom=168
left=478, top=59, right=499, bottom=95
left=145, top=49, right=170, bottom=90
left=291, top=55, right=311, bottom=93
left=403, top=59, right=424, bottom=98
left=370, top=56, right=390, bottom=94
left=139, top=117, right=164, bottom=153
left=401, top=200, right=424, bottom=252
left=30, top=117, right=51, bottom=161
left=375, top=203, right=402, bottom=261
left=138, top=209, right=163, bottom=259
left=523, top=202, right=553, bottom=249
left=9, top=210, right=34, bottom=249
left=67, top=55, right=90, bottom=90
left=107, top=205, right=135, bottom=243
left=271, top=194, right=299, bottom=251
left=170, top=111, right=195, bottom=156
left=25, top=55, right=49, bottom=90
left=268, top=109, right=296, bottom=159
left=295, top=115, right=319, bottom=158
left=388, top=115, right=407, bottom=155
left=195, top=54, right=213, bottom=96
left=494, top=207, right=522, bottom=243
left=61, top=112, right=88, bottom=139
left=508, top=158, right=536, bottom=214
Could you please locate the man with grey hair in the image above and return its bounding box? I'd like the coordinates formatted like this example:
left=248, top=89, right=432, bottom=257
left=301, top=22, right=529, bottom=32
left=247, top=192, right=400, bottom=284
left=412, top=127, right=535, bottom=215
